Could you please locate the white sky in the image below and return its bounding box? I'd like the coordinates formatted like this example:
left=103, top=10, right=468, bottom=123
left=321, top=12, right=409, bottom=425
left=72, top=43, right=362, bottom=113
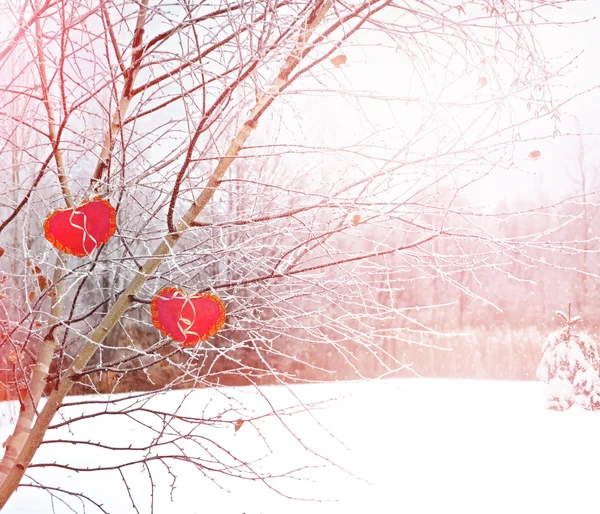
left=280, top=1, right=600, bottom=207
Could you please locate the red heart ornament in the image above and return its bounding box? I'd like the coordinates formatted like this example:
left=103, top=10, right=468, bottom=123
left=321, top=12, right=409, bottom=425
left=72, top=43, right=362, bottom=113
left=43, top=198, right=117, bottom=257
left=151, top=288, right=226, bottom=347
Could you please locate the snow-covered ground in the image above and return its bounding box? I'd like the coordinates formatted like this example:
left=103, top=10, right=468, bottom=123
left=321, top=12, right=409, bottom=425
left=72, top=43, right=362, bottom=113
left=1, top=379, right=598, bottom=514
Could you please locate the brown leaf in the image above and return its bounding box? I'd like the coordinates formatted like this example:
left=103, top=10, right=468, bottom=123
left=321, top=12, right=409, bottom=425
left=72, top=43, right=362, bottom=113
left=330, top=54, right=347, bottom=67
left=234, top=419, right=244, bottom=433
left=28, top=291, right=35, bottom=302
left=528, top=150, right=541, bottom=160
left=33, top=266, right=42, bottom=275
left=352, top=214, right=361, bottom=226
left=37, top=275, right=48, bottom=291
left=0, top=247, right=4, bottom=257
left=478, top=76, right=488, bottom=88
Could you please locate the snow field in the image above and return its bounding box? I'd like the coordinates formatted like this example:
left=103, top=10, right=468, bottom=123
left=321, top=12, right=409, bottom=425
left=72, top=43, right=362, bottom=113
left=1, top=379, right=598, bottom=514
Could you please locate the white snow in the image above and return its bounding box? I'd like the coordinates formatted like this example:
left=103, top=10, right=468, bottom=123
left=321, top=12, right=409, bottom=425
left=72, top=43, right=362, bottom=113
left=1, top=379, right=599, bottom=514
left=537, top=329, right=600, bottom=410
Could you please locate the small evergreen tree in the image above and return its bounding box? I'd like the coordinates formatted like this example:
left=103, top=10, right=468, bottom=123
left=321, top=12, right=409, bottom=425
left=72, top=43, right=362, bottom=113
left=536, top=305, right=600, bottom=411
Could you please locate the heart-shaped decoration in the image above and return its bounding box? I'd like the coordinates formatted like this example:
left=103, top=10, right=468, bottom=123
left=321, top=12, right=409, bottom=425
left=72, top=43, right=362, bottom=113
left=151, top=288, right=226, bottom=347
left=43, top=198, right=117, bottom=257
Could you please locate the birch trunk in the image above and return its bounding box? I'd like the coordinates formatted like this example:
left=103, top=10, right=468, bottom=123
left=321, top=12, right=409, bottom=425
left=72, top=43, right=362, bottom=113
left=0, top=0, right=332, bottom=507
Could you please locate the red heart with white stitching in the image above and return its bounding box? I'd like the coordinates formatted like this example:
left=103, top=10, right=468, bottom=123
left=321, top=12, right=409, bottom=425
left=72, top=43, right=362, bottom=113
left=151, top=288, right=226, bottom=347
left=43, top=198, right=117, bottom=257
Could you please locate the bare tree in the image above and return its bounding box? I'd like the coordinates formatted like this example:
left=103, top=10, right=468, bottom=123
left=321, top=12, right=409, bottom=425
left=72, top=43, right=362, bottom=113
left=0, top=0, right=594, bottom=510
left=564, top=127, right=600, bottom=318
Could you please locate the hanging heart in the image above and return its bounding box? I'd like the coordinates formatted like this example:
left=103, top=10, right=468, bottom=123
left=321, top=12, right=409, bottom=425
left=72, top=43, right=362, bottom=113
left=43, top=198, right=117, bottom=257
left=151, top=287, right=226, bottom=347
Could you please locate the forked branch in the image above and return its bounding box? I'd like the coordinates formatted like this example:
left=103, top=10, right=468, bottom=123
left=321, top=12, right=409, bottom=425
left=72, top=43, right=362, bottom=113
left=0, top=0, right=334, bottom=507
